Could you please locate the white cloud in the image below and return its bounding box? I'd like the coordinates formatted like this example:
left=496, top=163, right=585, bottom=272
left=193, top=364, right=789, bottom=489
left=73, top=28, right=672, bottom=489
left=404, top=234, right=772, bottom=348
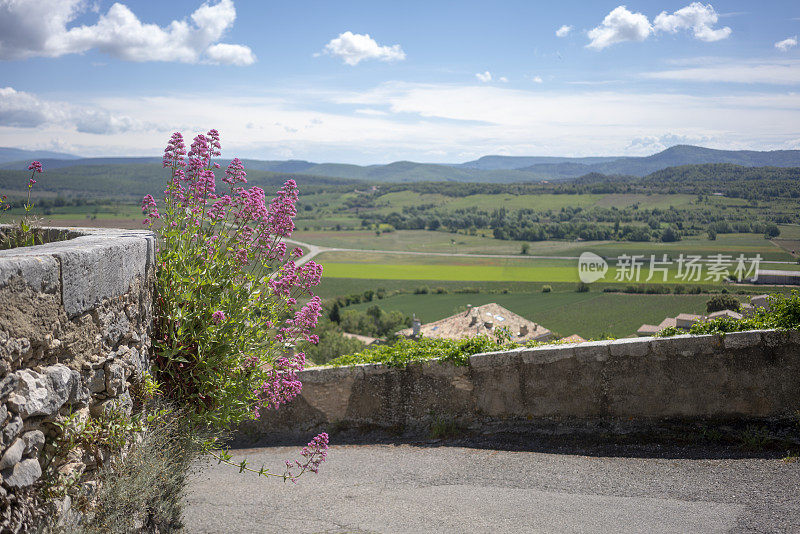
left=205, top=43, right=256, bottom=66
left=556, top=25, right=573, bottom=37
left=587, top=6, right=652, bottom=49
left=654, top=2, right=731, bottom=42
left=644, top=58, right=800, bottom=85
left=321, top=31, right=405, bottom=66
left=0, top=0, right=255, bottom=65
left=532, top=76, right=543, bottom=84
left=775, top=36, right=798, bottom=52
left=499, top=76, right=509, bottom=83
left=0, top=86, right=146, bottom=134
left=626, top=132, right=712, bottom=154
left=4, top=83, right=800, bottom=162
left=475, top=71, right=492, bottom=82
left=355, top=108, right=388, bottom=116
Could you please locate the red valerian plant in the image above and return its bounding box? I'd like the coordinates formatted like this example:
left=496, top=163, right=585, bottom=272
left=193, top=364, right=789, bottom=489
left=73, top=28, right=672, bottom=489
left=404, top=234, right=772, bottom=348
left=143, top=130, right=327, bottom=480
left=1, top=161, right=44, bottom=249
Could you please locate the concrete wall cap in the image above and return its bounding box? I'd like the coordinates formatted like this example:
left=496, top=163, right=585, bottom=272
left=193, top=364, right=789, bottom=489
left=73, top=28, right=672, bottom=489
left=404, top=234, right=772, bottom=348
left=609, top=337, right=652, bottom=358
left=519, top=345, right=576, bottom=365
left=469, top=348, right=523, bottom=368
left=722, top=330, right=765, bottom=350
left=0, top=226, right=154, bottom=316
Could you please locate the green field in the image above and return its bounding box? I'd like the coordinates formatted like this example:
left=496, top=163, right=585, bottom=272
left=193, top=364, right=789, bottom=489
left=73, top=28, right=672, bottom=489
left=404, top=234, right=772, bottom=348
left=344, top=291, right=713, bottom=339
left=316, top=250, right=799, bottom=284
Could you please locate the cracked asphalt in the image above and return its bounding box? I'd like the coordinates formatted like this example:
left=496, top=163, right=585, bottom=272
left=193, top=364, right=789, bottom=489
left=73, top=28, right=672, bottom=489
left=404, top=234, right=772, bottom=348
left=184, top=438, right=800, bottom=533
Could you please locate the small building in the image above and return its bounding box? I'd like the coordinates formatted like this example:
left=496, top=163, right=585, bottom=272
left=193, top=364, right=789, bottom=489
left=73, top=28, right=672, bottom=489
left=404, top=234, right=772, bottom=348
left=749, top=270, right=800, bottom=286
left=637, top=317, right=677, bottom=336
left=398, top=303, right=552, bottom=343
left=676, top=313, right=703, bottom=329
left=750, top=294, right=770, bottom=310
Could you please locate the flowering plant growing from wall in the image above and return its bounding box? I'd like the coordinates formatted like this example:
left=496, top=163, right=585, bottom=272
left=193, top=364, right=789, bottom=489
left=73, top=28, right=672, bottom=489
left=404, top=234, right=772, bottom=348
left=0, top=161, right=45, bottom=249
left=143, top=130, right=327, bottom=478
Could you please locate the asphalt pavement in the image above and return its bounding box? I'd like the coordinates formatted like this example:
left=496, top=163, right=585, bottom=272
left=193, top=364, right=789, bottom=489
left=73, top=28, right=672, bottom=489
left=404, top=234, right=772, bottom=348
left=184, top=439, right=800, bottom=533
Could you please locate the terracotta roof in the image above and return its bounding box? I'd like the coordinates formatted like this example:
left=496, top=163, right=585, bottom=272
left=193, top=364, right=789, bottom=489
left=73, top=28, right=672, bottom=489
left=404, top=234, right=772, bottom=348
left=707, top=310, right=743, bottom=320
left=637, top=317, right=676, bottom=336
left=657, top=317, right=677, bottom=329
left=398, top=303, right=552, bottom=342
left=637, top=324, right=660, bottom=336
left=341, top=332, right=380, bottom=345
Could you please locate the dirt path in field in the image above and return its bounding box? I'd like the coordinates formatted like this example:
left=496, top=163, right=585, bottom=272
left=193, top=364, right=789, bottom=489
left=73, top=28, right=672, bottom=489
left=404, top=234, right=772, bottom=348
left=283, top=238, right=798, bottom=266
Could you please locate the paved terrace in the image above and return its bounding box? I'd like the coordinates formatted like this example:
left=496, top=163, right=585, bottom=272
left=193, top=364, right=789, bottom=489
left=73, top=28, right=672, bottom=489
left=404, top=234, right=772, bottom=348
left=185, top=435, right=800, bottom=533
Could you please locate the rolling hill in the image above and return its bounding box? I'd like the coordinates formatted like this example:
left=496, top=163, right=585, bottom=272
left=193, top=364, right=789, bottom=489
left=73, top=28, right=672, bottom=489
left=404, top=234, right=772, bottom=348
left=2, top=145, right=799, bottom=184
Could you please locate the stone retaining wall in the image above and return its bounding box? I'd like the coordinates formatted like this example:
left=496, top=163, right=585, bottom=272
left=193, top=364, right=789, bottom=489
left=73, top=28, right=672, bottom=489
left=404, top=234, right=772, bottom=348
left=245, top=329, right=800, bottom=437
left=0, top=226, right=154, bottom=531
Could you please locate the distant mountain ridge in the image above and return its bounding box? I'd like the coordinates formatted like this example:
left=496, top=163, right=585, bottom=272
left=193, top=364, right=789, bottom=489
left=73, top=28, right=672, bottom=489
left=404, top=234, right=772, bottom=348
left=0, top=147, right=81, bottom=164
left=1, top=145, right=799, bottom=183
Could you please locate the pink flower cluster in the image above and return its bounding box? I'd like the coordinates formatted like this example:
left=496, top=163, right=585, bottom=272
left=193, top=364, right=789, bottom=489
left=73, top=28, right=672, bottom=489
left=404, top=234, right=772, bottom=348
left=27, top=161, right=42, bottom=186
left=277, top=296, right=322, bottom=345
left=269, top=261, right=324, bottom=301
left=285, top=432, right=329, bottom=479
left=253, top=351, right=306, bottom=418
left=212, top=310, right=226, bottom=324
left=141, top=194, right=160, bottom=226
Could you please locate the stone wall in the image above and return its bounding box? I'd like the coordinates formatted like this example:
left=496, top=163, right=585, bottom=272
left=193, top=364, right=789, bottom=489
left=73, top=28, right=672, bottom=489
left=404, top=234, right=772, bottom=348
left=0, top=226, right=155, bottom=531
left=245, top=329, right=800, bottom=437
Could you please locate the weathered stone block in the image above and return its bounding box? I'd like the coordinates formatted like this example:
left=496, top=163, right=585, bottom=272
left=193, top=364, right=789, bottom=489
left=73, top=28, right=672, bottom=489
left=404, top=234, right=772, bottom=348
left=7, top=370, right=58, bottom=418
left=650, top=334, right=718, bottom=358
left=87, top=368, right=105, bottom=394
left=469, top=348, right=522, bottom=368
left=104, top=362, right=126, bottom=396
left=1, top=415, right=22, bottom=447
left=0, top=254, right=60, bottom=294
left=519, top=345, right=575, bottom=365
left=722, top=330, right=763, bottom=350
left=572, top=340, right=612, bottom=362
left=53, top=235, right=150, bottom=316
left=0, top=374, right=18, bottom=400
left=21, top=431, right=44, bottom=457
left=0, top=438, right=24, bottom=470
left=609, top=337, right=651, bottom=358
left=2, top=458, right=41, bottom=488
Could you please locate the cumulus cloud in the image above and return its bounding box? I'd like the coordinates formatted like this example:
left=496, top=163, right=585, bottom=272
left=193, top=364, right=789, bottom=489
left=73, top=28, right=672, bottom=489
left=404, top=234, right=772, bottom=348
left=321, top=31, right=405, bottom=66
left=475, top=71, right=492, bottom=82
left=587, top=6, right=652, bottom=49
left=532, top=76, right=543, bottom=84
left=653, top=2, right=731, bottom=42
left=587, top=3, right=732, bottom=50
left=775, top=36, right=798, bottom=52
left=499, top=76, right=509, bottom=83
left=0, top=0, right=256, bottom=65
left=556, top=25, right=573, bottom=37
left=0, top=86, right=144, bottom=134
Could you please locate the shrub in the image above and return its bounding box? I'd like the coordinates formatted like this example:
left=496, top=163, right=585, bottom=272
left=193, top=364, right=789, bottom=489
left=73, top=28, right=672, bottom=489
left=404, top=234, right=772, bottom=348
left=657, top=291, right=800, bottom=337
left=706, top=294, right=741, bottom=313
left=327, top=335, right=510, bottom=368
left=541, top=285, right=552, bottom=293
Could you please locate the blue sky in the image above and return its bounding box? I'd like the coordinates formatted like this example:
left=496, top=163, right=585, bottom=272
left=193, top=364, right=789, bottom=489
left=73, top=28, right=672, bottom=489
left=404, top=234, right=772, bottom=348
left=1, top=0, right=799, bottom=163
